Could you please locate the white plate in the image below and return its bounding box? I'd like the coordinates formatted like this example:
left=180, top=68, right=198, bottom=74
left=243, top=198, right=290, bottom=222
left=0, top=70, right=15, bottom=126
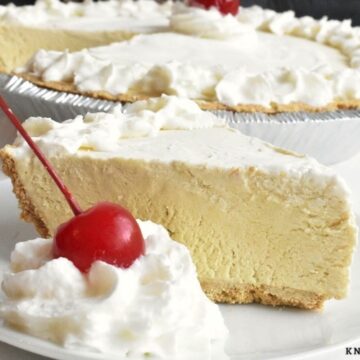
left=0, top=157, right=360, bottom=360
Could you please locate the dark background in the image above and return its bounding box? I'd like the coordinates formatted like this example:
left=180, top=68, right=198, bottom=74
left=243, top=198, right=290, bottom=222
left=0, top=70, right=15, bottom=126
left=4, top=0, right=360, bottom=25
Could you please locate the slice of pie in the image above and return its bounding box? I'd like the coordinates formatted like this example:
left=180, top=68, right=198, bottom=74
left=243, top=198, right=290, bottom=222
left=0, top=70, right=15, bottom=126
left=13, top=3, right=360, bottom=112
left=0, top=96, right=357, bottom=309
left=0, top=0, right=171, bottom=72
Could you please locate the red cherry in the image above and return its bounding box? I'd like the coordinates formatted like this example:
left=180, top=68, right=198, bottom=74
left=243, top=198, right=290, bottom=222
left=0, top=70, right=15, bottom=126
left=53, top=202, right=145, bottom=272
left=188, top=0, right=240, bottom=15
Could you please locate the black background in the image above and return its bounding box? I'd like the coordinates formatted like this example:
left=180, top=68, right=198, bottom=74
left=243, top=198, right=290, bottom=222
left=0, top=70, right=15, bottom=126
left=3, top=0, right=360, bottom=25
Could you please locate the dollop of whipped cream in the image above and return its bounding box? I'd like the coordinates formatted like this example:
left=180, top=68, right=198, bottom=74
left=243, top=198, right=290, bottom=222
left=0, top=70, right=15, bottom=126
left=170, top=3, right=257, bottom=41
left=14, top=95, right=224, bottom=155
left=0, top=0, right=172, bottom=27
left=0, top=220, right=228, bottom=359
left=216, top=68, right=333, bottom=107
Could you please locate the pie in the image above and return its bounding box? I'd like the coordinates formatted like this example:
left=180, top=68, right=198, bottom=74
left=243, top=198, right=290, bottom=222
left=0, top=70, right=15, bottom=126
left=3, top=1, right=360, bottom=112
left=1, top=96, right=357, bottom=309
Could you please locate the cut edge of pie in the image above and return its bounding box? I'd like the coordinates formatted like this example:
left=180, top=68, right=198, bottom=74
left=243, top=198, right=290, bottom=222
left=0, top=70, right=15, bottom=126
left=1, top=150, right=50, bottom=238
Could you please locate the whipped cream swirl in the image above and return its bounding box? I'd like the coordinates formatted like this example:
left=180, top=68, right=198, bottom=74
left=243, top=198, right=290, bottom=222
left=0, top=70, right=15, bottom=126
left=14, top=96, right=224, bottom=155
left=0, top=220, right=228, bottom=359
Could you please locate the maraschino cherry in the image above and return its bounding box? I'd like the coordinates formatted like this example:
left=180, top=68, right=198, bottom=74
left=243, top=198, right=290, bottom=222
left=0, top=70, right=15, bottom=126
left=188, top=0, right=240, bottom=15
left=54, top=202, right=144, bottom=272
left=0, top=96, right=145, bottom=272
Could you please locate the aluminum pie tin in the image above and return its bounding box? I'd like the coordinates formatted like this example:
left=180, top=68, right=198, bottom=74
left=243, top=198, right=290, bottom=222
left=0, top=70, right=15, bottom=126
left=1, top=73, right=360, bottom=165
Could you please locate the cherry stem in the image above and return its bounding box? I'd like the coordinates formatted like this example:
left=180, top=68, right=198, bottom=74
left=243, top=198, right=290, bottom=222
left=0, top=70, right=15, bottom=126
left=0, top=96, right=82, bottom=216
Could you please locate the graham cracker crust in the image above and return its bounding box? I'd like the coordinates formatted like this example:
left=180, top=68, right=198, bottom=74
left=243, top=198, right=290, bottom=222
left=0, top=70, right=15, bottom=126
left=19, top=73, right=360, bottom=114
left=1, top=149, right=326, bottom=310
left=202, top=280, right=325, bottom=310
left=0, top=149, right=50, bottom=238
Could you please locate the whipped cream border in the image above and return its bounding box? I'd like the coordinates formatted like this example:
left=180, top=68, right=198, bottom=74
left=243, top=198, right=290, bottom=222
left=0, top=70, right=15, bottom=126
left=17, top=3, right=360, bottom=108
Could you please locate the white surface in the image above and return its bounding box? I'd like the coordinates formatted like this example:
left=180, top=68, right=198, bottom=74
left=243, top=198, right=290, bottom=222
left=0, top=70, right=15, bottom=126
left=0, top=154, right=359, bottom=359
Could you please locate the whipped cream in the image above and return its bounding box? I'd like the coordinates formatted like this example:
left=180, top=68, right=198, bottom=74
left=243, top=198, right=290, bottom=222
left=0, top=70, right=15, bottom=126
left=216, top=68, right=333, bottom=107
left=21, top=3, right=360, bottom=108
left=13, top=96, right=224, bottom=156
left=0, top=220, right=228, bottom=359
left=0, top=0, right=172, bottom=32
